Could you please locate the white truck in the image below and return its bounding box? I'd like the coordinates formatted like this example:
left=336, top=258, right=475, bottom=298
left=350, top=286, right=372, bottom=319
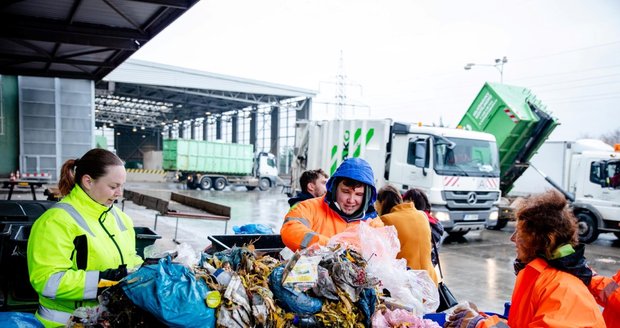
left=163, top=139, right=279, bottom=191
left=292, top=119, right=501, bottom=236
left=509, top=139, right=620, bottom=243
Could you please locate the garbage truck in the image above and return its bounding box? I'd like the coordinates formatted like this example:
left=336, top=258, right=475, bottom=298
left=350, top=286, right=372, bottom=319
left=458, top=82, right=559, bottom=230
left=291, top=119, right=501, bottom=236
left=163, top=139, right=279, bottom=191
left=509, top=140, right=620, bottom=243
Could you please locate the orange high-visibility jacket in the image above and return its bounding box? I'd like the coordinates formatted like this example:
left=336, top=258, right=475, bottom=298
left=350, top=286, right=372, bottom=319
left=589, top=269, right=620, bottom=327
left=380, top=203, right=438, bottom=285
left=281, top=196, right=384, bottom=251
left=478, top=258, right=605, bottom=328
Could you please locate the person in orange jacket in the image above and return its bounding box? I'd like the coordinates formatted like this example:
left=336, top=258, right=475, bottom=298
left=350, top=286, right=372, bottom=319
left=589, top=269, right=620, bottom=327
left=445, top=190, right=605, bottom=328
left=376, top=185, right=438, bottom=285
left=281, top=157, right=383, bottom=251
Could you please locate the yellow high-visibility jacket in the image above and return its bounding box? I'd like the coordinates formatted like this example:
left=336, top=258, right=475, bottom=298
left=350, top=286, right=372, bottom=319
left=27, top=184, right=143, bottom=327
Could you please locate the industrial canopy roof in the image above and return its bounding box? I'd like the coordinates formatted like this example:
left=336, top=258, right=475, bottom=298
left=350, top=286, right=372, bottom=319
left=95, top=59, right=317, bottom=130
left=0, top=0, right=199, bottom=80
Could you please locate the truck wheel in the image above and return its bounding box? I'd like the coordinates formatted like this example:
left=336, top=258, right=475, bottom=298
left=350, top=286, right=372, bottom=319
left=259, top=178, right=271, bottom=191
left=246, top=186, right=256, bottom=191
left=213, top=177, right=227, bottom=191
left=199, top=176, right=212, bottom=190
left=186, top=176, right=198, bottom=190
left=576, top=212, right=599, bottom=244
left=488, top=219, right=508, bottom=231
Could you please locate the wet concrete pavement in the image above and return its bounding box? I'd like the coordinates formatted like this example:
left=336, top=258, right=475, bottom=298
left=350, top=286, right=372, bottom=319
left=5, top=182, right=619, bottom=315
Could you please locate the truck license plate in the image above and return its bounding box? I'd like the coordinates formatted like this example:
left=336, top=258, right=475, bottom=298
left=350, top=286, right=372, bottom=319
left=464, top=214, right=479, bottom=221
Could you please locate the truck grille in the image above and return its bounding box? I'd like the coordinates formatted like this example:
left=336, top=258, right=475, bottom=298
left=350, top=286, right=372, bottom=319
left=441, top=191, right=499, bottom=209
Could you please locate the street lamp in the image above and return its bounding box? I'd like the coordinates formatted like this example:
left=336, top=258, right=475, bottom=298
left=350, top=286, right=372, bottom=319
left=464, top=56, right=508, bottom=83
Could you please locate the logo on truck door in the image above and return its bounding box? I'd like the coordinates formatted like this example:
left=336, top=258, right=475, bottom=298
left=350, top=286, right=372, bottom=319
left=330, top=128, right=375, bottom=175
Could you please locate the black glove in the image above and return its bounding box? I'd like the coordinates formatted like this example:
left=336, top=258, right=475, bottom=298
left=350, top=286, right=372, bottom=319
left=99, top=264, right=128, bottom=281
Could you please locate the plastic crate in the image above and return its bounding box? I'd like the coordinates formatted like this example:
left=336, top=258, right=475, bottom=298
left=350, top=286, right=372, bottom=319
left=134, top=226, right=162, bottom=258
left=207, top=234, right=284, bottom=256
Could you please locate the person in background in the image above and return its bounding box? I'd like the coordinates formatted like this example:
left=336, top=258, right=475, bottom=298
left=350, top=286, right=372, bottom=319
left=445, top=190, right=605, bottom=328
left=376, top=185, right=438, bottom=285
left=27, top=148, right=143, bottom=327
left=281, top=158, right=383, bottom=251
left=589, top=269, right=620, bottom=327
left=288, top=168, right=329, bottom=207
left=402, top=188, right=444, bottom=266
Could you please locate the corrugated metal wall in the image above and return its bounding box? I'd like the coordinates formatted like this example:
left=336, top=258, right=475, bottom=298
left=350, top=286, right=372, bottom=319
left=18, top=77, right=94, bottom=180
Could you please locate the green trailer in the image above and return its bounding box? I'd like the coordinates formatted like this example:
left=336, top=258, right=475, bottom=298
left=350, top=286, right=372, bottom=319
left=459, top=82, right=559, bottom=194
left=163, top=139, right=279, bottom=191
left=459, top=83, right=559, bottom=229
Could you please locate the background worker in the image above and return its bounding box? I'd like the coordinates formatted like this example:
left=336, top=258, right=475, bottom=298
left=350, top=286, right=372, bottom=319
left=288, top=168, right=329, bottom=207
left=402, top=188, right=444, bottom=267
left=445, top=190, right=605, bottom=328
left=27, top=148, right=143, bottom=327
left=589, top=269, right=620, bottom=326
left=376, top=185, right=438, bottom=285
left=281, top=157, right=383, bottom=251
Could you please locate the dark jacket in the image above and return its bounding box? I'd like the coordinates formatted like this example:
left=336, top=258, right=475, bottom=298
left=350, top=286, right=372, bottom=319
left=288, top=191, right=315, bottom=207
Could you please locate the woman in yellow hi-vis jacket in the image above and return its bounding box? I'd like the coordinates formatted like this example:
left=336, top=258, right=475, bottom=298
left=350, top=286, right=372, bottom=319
left=27, top=148, right=143, bottom=327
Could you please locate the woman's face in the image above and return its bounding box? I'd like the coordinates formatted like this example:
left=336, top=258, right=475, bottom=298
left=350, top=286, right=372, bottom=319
left=82, top=165, right=126, bottom=206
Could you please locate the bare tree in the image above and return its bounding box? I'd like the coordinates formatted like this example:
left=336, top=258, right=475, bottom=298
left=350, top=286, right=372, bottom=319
left=601, top=128, right=620, bottom=146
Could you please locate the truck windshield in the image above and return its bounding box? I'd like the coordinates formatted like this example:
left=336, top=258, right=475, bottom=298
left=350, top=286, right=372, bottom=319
left=434, top=137, right=500, bottom=177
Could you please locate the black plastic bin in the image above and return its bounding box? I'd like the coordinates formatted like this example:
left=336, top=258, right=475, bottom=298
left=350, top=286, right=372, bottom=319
left=207, top=234, right=285, bottom=256
left=134, top=226, right=162, bottom=258
left=5, top=224, right=38, bottom=302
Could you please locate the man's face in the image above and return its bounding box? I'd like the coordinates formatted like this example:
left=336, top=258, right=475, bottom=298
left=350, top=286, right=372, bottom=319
left=82, top=165, right=126, bottom=206
left=335, top=181, right=365, bottom=215
left=308, top=175, right=328, bottom=197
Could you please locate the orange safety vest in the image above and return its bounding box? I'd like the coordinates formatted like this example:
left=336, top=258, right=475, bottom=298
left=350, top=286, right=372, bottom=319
left=589, top=270, right=620, bottom=327
left=281, top=196, right=384, bottom=251
left=479, top=258, right=605, bottom=328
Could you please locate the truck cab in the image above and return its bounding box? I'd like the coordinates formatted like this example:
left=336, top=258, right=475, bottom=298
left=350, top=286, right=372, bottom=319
left=574, top=148, right=620, bottom=242
left=253, top=152, right=279, bottom=190
left=387, top=124, right=501, bottom=236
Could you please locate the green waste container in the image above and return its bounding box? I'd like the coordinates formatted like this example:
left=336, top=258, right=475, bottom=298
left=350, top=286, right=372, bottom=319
left=459, top=82, right=558, bottom=193
left=134, top=227, right=162, bottom=258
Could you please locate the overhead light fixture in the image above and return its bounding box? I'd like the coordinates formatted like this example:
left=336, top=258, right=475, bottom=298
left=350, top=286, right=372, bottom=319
left=141, top=126, right=145, bottom=130
left=132, top=127, right=137, bottom=132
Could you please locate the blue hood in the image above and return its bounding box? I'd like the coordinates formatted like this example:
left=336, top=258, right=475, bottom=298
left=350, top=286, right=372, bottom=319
left=325, top=157, right=377, bottom=222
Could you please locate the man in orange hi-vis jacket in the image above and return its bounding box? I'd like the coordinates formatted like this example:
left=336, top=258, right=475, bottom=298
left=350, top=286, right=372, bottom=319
left=281, top=158, right=384, bottom=251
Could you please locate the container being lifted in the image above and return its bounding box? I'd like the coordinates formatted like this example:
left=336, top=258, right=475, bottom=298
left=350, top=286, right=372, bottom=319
left=163, top=139, right=279, bottom=191
left=458, top=82, right=559, bottom=229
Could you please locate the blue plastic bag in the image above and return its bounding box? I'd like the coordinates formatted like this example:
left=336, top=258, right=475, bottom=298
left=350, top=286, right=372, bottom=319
left=232, top=223, right=274, bottom=234
left=122, top=257, right=215, bottom=328
left=0, top=312, right=43, bottom=328
left=268, top=265, right=323, bottom=315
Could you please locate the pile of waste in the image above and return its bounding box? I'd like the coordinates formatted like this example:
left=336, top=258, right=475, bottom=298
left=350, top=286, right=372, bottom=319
left=70, top=222, right=441, bottom=327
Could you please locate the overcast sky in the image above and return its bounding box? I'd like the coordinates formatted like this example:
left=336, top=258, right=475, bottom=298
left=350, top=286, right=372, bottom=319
left=132, top=0, right=620, bottom=141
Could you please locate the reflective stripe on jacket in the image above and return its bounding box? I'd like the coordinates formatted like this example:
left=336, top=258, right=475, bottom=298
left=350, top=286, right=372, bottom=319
left=27, top=185, right=143, bottom=327
left=281, top=196, right=384, bottom=251
left=380, top=204, right=438, bottom=285
left=478, top=257, right=605, bottom=328
left=589, top=269, right=620, bottom=327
